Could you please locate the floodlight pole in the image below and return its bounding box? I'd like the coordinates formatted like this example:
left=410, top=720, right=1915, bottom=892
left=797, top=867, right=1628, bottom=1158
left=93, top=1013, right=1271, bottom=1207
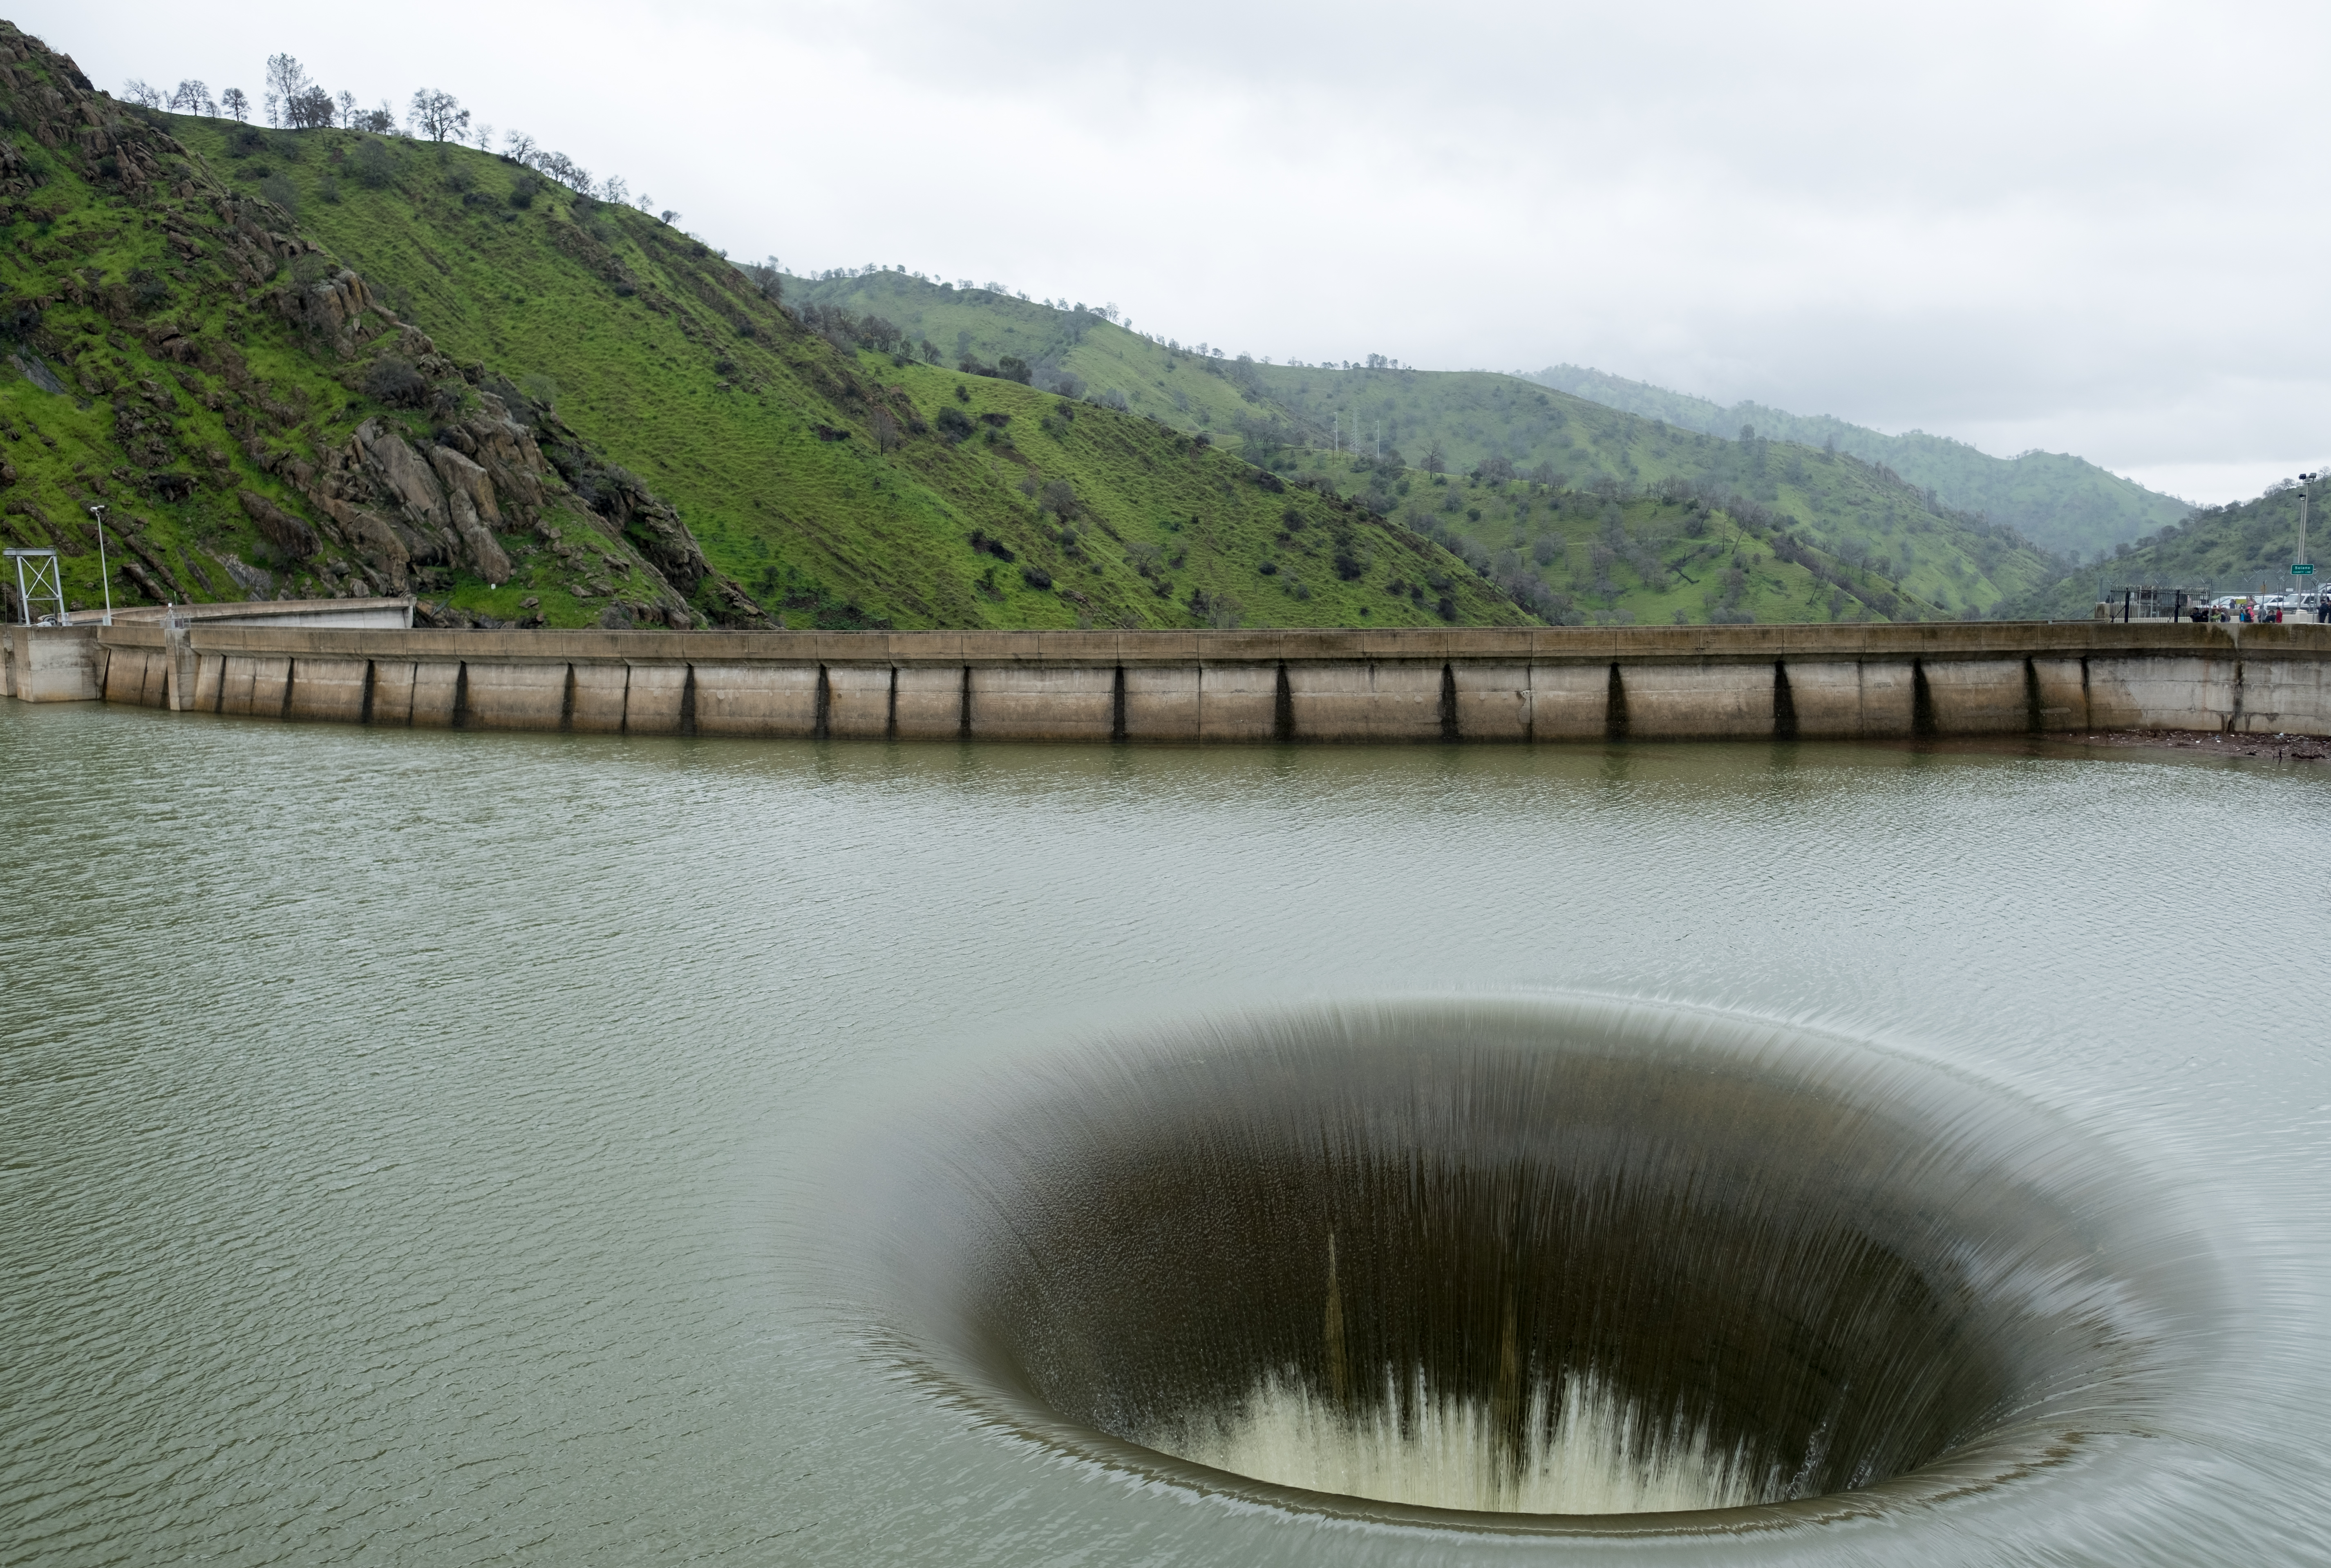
left=2301, top=472, right=2314, bottom=580
left=2302, top=472, right=2322, bottom=623
left=87, top=504, right=112, bottom=625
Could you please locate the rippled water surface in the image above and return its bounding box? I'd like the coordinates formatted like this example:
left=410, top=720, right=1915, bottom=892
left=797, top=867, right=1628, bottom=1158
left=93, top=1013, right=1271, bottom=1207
left=4, top=703, right=2329, bottom=1565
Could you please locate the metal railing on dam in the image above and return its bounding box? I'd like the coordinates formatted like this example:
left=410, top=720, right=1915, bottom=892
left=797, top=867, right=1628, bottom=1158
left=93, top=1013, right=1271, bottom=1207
left=10, top=620, right=2331, bottom=741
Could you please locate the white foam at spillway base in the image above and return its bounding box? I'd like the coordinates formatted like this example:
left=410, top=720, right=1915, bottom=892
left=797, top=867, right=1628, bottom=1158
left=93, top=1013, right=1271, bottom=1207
left=1141, top=1368, right=1775, bottom=1514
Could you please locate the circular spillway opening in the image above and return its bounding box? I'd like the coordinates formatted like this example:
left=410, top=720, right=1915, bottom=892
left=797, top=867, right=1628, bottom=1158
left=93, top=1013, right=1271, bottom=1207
left=841, top=998, right=2213, bottom=1526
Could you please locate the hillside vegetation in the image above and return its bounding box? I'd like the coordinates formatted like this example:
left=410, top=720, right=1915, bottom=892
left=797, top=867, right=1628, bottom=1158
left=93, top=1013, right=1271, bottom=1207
left=2009, top=484, right=2318, bottom=619
left=792, top=270, right=2062, bottom=621
left=1530, top=363, right=2187, bottom=561
left=0, top=25, right=1522, bottom=634
left=6, top=17, right=2060, bottom=636
left=0, top=29, right=757, bottom=630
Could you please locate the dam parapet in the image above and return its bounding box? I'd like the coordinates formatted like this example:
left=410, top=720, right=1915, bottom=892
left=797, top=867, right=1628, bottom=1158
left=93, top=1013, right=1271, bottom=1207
left=11, top=620, right=2329, bottom=742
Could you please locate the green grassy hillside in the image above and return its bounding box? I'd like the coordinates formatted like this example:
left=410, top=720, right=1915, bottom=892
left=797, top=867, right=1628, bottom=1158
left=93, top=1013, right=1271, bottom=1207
left=165, top=120, right=1531, bottom=632
left=4, top=13, right=2058, bottom=636
left=792, top=270, right=2061, bottom=620
left=0, top=29, right=1523, bottom=635
left=0, top=26, right=737, bottom=630
left=1530, top=363, right=2188, bottom=561
left=2008, top=485, right=2316, bottom=619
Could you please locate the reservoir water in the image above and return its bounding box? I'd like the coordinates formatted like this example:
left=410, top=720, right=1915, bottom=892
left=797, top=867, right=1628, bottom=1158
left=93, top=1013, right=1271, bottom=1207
left=4, top=701, right=2328, bottom=1564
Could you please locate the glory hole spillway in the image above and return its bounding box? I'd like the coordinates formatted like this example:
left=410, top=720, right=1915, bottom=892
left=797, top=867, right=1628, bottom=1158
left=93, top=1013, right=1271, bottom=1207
left=831, top=998, right=2221, bottom=1530
left=2, top=663, right=2325, bottom=1567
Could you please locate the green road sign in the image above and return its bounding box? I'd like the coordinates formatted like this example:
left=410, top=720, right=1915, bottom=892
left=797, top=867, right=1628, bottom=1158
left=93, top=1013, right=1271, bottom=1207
left=2295, top=563, right=2317, bottom=575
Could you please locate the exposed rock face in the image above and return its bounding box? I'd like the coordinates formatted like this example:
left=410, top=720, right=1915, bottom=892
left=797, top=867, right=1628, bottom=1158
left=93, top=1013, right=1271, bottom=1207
left=356, top=420, right=447, bottom=528
left=425, top=444, right=513, bottom=583
left=238, top=489, right=318, bottom=561
left=427, top=443, right=499, bottom=528
left=342, top=419, right=503, bottom=582
left=275, top=269, right=376, bottom=357
left=436, top=393, right=546, bottom=518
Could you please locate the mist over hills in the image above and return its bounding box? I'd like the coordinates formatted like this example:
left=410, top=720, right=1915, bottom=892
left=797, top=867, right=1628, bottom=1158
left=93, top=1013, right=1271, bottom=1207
left=1529, top=364, right=2190, bottom=563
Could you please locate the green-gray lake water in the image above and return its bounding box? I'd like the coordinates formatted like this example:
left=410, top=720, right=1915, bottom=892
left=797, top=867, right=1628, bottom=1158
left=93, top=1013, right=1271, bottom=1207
left=4, top=702, right=2326, bottom=1564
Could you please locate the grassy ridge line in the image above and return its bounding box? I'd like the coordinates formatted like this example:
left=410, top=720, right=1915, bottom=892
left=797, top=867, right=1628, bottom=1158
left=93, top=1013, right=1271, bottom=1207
left=790, top=270, right=2060, bottom=621
left=161, top=118, right=1521, bottom=630
left=1529, top=362, right=2188, bottom=560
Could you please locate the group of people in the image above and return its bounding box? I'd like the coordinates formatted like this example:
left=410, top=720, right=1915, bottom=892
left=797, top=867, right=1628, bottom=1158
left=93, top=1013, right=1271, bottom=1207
left=2196, top=599, right=2329, bottom=623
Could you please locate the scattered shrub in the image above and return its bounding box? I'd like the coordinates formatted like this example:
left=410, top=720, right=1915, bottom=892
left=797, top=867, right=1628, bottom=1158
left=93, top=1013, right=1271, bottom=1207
left=125, top=268, right=169, bottom=312
left=508, top=172, right=542, bottom=208
left=1020, top=565, right=1053, bottom=590
left=935, top=406, right=974, bottom=443
left=363, top=356, right=428, bottom=407
left=355, top=139, right=393, bottom=190
left=997, top=355, right=1031, bottom=384
left=258, top=172, right=299, bottom=216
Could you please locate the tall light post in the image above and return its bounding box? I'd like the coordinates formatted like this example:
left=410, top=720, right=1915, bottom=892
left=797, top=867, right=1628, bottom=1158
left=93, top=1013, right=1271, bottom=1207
left=2304, top=473, right=2322, bottom=621
left=86, top=504, right=113, bottom=626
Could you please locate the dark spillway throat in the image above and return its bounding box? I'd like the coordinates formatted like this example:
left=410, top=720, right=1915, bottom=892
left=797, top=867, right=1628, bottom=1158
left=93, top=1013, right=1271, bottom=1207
left=837, top=999, right=2220, bottom=1529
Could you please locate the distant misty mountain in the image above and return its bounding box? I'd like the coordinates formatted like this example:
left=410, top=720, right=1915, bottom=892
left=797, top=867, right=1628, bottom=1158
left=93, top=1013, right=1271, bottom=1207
left=1528, top=365, right=2190, bottom=562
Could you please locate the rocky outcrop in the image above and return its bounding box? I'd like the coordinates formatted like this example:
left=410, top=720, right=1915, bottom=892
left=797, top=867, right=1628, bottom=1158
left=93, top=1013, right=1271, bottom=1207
left=434, top=392, right=546, bottom=518
left=237, top=489, right=318, bottom=561
left=426, top=443, right=500, bottom=529
left=340, top=420, right=503, bottom=582
left=275, top=268, right=377, bottom=358
left=355, top=420, right=447, bottom=526
left=312, top=498, right=409, bottom=592
left=560, top=463, right=712, bottom=594
left=425, top=444, right=513, bottom=583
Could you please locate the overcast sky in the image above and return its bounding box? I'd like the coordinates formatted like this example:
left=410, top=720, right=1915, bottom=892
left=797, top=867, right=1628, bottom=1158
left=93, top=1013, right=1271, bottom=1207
left=33, top=0, right=2331, bottom=505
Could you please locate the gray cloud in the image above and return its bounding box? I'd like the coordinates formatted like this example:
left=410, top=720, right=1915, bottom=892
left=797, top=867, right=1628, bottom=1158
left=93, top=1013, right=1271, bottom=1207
left=37, top=0, right=2329, bottom=503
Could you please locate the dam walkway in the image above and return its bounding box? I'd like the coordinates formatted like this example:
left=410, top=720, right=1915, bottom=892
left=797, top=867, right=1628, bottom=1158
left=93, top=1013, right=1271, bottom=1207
left=7, top=619, right=2330, bottom=743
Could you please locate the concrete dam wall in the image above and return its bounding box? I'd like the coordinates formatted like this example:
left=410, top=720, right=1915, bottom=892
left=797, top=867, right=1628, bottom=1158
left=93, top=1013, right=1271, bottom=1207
left=12, top=621, right=2331, bottom=742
